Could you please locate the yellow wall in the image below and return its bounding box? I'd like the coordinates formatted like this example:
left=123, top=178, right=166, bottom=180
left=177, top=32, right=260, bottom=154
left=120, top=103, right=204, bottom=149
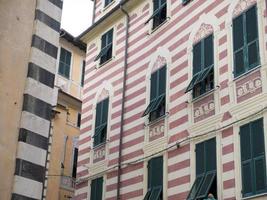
left=56, top=38, right=86, bottom=100
left=0, top=0, right=35, bottom=199
left=46, top=94, right=81, bottom=200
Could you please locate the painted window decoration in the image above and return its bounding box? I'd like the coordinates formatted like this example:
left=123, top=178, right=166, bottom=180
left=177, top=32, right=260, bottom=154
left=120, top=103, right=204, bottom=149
left=233, top=5, right=260, bottom=77
left=93, top=98, right=109, bottom=147
left=187, top=138, right=217, bottom=200
left=58, top=47, right=72, bottom=79
left=142, top=66, right=166, bottom=122
left=81, top=60, right=85, bottom=86
left=95, top=29, right=113, bottom=65
left=104, top=0, right=113, bottom=7
left=240, top=118, right=267, bottom=197
left=185, top=34, right=214, bottom=98
left=145, top=0, right=167, bottom=30
left=144, top=156, right=163, bottom=200
left=90, top=177, right=103, bottom=200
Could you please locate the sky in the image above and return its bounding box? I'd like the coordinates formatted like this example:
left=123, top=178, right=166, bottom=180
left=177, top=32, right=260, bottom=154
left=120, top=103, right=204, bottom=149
left=61, top=0, right=94, bottom=37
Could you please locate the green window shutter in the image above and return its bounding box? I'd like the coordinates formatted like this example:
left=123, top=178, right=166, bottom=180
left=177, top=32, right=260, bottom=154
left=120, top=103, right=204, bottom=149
left=149, top=186, right=162, bottom=200
left=186, top=175, right=204, bottom=200
left=150, top=71, right=158, bottom=100
left=240, top=124, right=252, bottom=161
left=196, top=142, right=205, bottom=176
left=148, top=156, right=163, bottom=189
left=204, top=35, right=213, bottom=68
left=97, top=177, right=103, bottom=200
left=246, top=6, right=258, bottom=43
left=254, top=157, right=266, bottom=192
left=193, top=42, right=202, bottom=75
left=233, top=15, right=244, bottom=51
left=90, top=178, right=97, bottom=200
left=102, top=98, right=109, bottom=124
left=242, top=161, right=253, bottom=196
left=95, top=102, right=102, bottom=128
left=251, top=119, right=265, bottom=157
left=158, top=66, right=166, bottom=96
left=59, top=48, right=71, bottom=78
left=205, top=138, right=216, bottom=172
left=196, top=171, right=216, bottom=199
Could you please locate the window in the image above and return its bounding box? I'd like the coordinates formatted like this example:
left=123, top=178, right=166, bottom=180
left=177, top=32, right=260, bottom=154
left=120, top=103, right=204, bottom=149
left=144, top=156, right=163, bottom=200
left=81, top=60, right=85, bottom=86
left=240, top=118, right=267, bottom=197
left=182, top=0, right=191, bottom=5
left=77, top=113, right=81, bottom=128
left=94, top=29, right=113, bottom=65
left=185, top=34, right=214, bottom=98
left=72, top=147, right=78, bottom=178
left=146, top=0, right=167, bottom=30
left=90, top=177, right=103, bottom=200
left=104, top=0, right=113, bottom=7
left=142, top=66, right=166, bottom=122
left=93, top=98, right=109, bottom=147
left=58, top=47, right=71, bottom=78
left=187, top=138, right=217, bottom=200
left=233, top=5, right=260, bottom=77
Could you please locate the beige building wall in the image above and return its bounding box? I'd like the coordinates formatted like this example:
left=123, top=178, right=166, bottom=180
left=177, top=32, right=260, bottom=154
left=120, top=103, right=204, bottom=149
left=0, top=0, right=35, bottom=199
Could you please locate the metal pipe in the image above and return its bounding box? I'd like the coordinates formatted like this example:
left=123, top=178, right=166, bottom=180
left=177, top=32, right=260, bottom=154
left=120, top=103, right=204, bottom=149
left=116, top=4, right=129, bottom=200
left=92, top=0, right=96, bottom=24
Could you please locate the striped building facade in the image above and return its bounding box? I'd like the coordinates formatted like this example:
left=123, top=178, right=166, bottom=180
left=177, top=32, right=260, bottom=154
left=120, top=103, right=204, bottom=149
left=76, top=0, right=267, bottom=200
left=11, top=0, right=62, bottom=199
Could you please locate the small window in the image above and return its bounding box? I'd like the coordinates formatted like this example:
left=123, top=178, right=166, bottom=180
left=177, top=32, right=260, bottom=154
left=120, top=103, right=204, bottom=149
left=81, top=60, right=85, bottom=86
left=144, top=156, right=163, bottom=200
left=187, top=138, right=217, bottom=200
left=77, top=113, right=81, bottom=128
left=95, top=29, right=113, bottom=65
left=142, top=66, right=166, bottom=122
left=90, top=177, right=103, bottom=200
left=146, top=0, right=167, bottom=30
left=185, top=34, right=214, bottom=98
left=72, top=147, right=78, bottom=178
left=58, top=48, right=72, bottom=79
left=104, top=0, right=113, bottom=7
left=240, top=118, right=267, bottom=197
left=233, top=5, right=260, bottom=77
left=182, top=0, right=191, bottom=5
left=93, top=98, right=109, bottom=147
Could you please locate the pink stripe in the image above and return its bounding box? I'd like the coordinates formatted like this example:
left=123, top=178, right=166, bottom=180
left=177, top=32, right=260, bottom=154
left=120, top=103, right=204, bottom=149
left=219, top=64, right=228, bottom=75
left=78, top=147, right=90, bottom=156
left=168, top=130, right=189, bottom=144
left=219, top=35, right=227, bottom=46
left=168, top=144, right=190, bottom=159
left=169, top=115, right=188, bottom=130
left=215, top=4, right=229, bottom=18
left=170, top=102, right=187, bottom=115
left=219, top=49, right=228, bottom=60
left=77, top=158, right=90, bottom=167
left=221, top=95, right=230, bottom=106
left=107, top=162, right=144, bottom=179
left=223, top=161, right=235, bottom=172
left=168, top=175, right=190, bottom=188
left=73, top=193, right=87, bottom=200
left=223, top=178, right=235, bottom=189
left=171, top=48, right=187, bottom=63
left=168, top=159, right=190, bottom=173
left=170, top=74, right=188, bottom=89
left=79, top=137, right=91, bottom=146
left=222, top=143, right=234, bottom=155
left=168, top=191, right=188, bottom=200
left=220, top=79, right=228, bottom=90
left=222, top=127, right=233, bottom=138
left=106, top=175, right=143, bottom=192
left=170, top=88, right=185, bottom=102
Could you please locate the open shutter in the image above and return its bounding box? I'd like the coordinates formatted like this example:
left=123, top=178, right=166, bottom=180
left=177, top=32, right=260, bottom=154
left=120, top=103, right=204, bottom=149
left=186, top=175, right=204, bottom=200
left=196, top=171, right=216, bottom=199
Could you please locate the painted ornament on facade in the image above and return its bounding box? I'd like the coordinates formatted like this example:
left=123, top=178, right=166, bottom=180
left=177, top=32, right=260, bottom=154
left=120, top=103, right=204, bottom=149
left=142, top=3, right=150, bottom=13
left=149, top=119, right=164, bottom=142
left=152, top=56, right=167, bottom=73
left=236, top=70, right=262, bottom=103
left=193, top=23, right=213, bottom=44
left=193, top=94, right=215, bottom=122
left=93, top=145, right=106, bottom=163
left=97, top=88, right=109, bottom=102
left=233, top=0, right=257, bottom=18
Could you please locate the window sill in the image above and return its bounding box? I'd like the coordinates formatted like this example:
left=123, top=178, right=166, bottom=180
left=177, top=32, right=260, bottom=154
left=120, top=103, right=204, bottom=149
left=58, top=73, right=70, bottom=80
left=97, top=56, right=114, bottom=69
left=191, top=88, right=217, bottom=104
left=242, top=192, right=267, bottom=200
left=148, top=17, right=171, bottom=36
left=233, top=65, right=261, bottom=82
left=93, top=141, right=107, bottom=150
left=145, top=112, right=169, bottom=127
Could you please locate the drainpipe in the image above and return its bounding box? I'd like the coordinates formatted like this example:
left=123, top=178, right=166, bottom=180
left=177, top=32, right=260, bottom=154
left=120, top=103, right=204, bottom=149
left=116, top=4, right=129, bottom=200
left=92, top=0, right=96, bottom=24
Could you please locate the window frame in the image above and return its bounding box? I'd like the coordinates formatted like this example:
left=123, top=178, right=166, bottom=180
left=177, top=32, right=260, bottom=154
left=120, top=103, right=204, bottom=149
left=93, top=98, right=109, bottom=147
left=185, top=34, right=214, bottom=98
left=94, top=29, right=114, bottom=66
left=232, top=5, right=260, bottom=78
left=146, top=0, right=167, bottom=30
left=58, top=47, right=72, bottom=79
left=104, top=0, right=113, bottom=8
left=90, top=177, right=104, bottom=200
left=239, top=118, right=267, bottom=198
left=142, top=66, right=166, bottom=122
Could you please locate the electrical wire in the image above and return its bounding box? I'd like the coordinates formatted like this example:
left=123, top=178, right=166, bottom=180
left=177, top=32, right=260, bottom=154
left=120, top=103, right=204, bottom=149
left=75, top=105, right=267, bottom=183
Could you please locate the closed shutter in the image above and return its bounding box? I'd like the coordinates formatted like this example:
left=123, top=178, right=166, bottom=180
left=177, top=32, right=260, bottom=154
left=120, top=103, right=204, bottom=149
left=204, top=35, right=213, bottom=68
left=150, top=71, right=158, bottom=101
left=91, top=177, right=103, bottom=200
left=148, top=156, right=163, bottom=188
left=205, top=138, right=216, bottom=172
left=196, top=142, right=205, bottom=176
left=193, top=42, right=202, bottom=75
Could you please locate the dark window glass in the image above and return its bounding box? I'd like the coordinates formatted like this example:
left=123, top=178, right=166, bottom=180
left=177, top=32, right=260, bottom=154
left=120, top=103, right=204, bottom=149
left=152, top=0, right=167, bottom=29
left=240, top=118, right=267, bottom=197
left=77, top=113, right=81, bottom=128
left=58, top=48, right=71, bottom=78
left=104, top=0, right=113, bottom=7
left=72, top=148, right=78, bottom=178
left=94, top=98, right=109, bottom=146
left=233, top=5, right=260, bottom=77
left=81, top=60, right=85, bottom=86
